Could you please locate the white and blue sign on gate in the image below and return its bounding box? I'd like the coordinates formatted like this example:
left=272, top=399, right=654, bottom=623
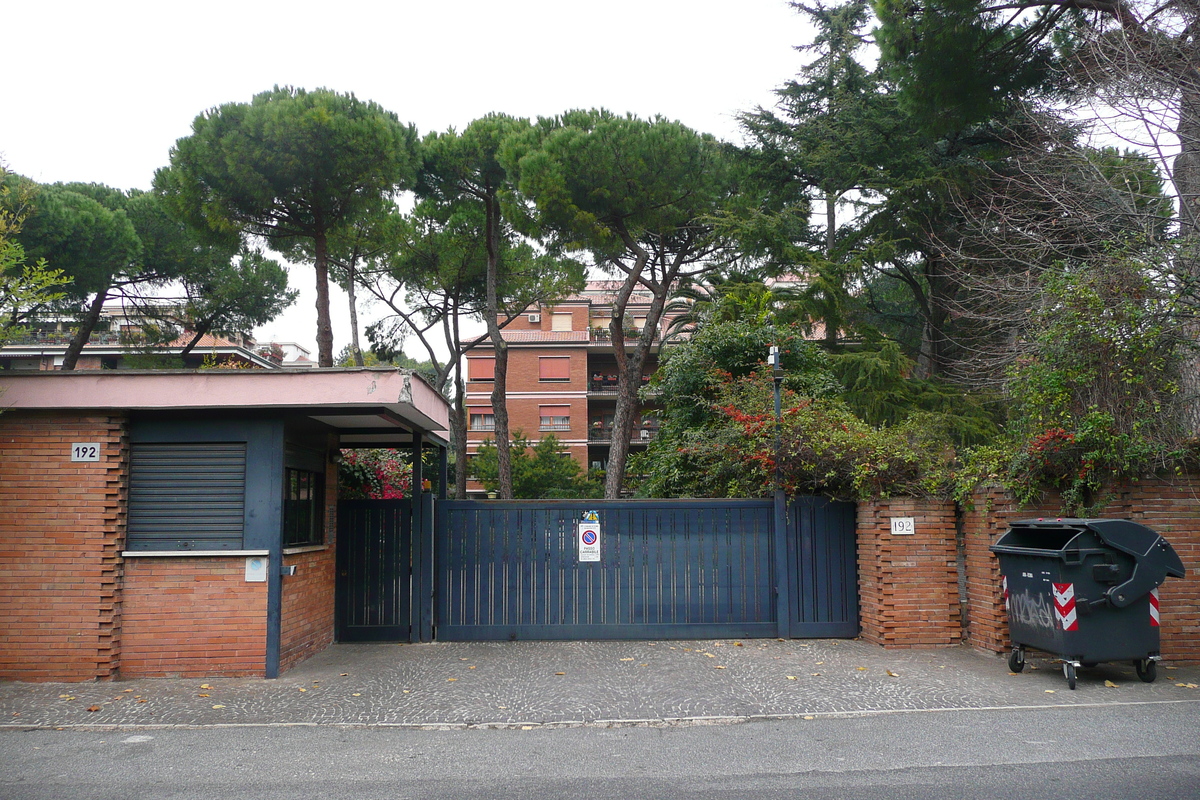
left=578, top=521, right=601, bottom=562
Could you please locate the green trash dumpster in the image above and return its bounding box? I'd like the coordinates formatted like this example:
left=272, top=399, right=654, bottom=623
left=990, top=518, right=1185, bottom=689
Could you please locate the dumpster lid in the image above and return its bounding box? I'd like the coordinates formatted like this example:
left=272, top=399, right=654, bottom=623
left=1006, top=518, right=1185, bottom=608
left=1008, top=518, right=1184, bottom=579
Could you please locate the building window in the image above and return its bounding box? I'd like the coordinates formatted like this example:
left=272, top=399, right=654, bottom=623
left=127, top=442, right=247, bottom=551
left=283, top=467, right=325, bottom=547
left=467, top=357, right=495, bottom=382
left=551, top=313, right=573, bottom=332
left=539, top=356, right=570, bottom=382
left=469, top=407, right=495, bottom=432
left=539, top=405, right=571, bottom=431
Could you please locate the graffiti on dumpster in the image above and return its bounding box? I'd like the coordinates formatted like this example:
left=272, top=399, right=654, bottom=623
left=1009, top=588, right=1056, bottom=632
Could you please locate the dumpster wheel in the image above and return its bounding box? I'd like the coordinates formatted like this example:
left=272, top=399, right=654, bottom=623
left=1063, top=661, right=1077, bottom=690
left=1135, top=658, right=1157, bottom=683
left=1007, top=647, right=1025, bottom=673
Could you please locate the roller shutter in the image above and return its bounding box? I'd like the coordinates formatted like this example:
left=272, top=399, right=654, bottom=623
left=127, top=442, right=247, bottom=550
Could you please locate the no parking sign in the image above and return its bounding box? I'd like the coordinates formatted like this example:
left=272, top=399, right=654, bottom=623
left=578, top=516, right=601, bottom=562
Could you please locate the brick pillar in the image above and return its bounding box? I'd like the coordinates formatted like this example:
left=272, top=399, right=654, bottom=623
left=857, top=497, right=961, bottom=647
left=0, top=412, right=128, bottom=681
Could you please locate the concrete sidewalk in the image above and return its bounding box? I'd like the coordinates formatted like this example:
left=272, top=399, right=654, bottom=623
left=3, top=639, right=1199, bottom=730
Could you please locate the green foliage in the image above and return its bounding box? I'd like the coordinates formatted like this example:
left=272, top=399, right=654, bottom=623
left=829, top=340, right=998, bottom=444
left=338, top=449, right=412, bottom=499
left=634, top=370, right=956, bottom=500
left=650, top=320, right=842, bottom=431
left=956, top=259, right=1187, bottom=513
left=155, top=85, right=421, bottom=365
left=472, top=433, right=602, bottom=499
left=0, top=168, right=74, bottom=345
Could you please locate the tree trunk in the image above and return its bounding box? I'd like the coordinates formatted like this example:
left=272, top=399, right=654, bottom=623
left=345, top=260, right=365, bottom=367
left=824, top=191, right=839, bottom=348
left=60, top=284, right=110, bottom=371
left=314, top=231, right=335, bottom=367
left=452, top=377, right=469, bottom=500
left=603, top=256, right=668, bottom=499
left=1174, top=89, right=1200, bottom=432
left=178, top=324, right=213, bottom=359
left=482, top=193, right=513, bottom=498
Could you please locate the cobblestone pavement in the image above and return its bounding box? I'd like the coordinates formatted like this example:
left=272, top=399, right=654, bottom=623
left=3, top=640, right=1199, bottom=729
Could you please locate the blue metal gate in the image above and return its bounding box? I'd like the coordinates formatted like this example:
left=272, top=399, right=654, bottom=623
left=336, top=499, right=413, bottom=642
left=435, top=497, right=856, bottom=641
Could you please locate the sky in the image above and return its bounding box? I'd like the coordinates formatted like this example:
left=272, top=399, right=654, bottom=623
left=3, top=0, right=811, bottom=360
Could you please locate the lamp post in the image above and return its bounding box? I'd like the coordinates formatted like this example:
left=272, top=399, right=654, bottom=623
left=770, top=344, right=791, bottom=638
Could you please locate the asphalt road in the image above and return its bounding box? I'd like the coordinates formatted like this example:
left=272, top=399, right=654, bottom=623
left=4, top=702, right=1199, bottom=799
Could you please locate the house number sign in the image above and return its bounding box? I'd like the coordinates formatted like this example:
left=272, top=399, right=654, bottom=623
left=890, top=517, right=916, bottom=536
left=71, top=443, right=101, bottom=462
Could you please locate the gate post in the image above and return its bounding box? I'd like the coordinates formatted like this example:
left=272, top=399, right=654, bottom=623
left=774, top=490, right=792, bottom=639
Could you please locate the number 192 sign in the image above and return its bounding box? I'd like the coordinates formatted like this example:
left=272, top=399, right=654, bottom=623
left=71, top=443, right=101, bottom=462
left=890, top=517, right=916, bottom=536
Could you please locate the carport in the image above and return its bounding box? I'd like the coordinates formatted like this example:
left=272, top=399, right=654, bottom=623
left=0, top=368, right=449, bottom=681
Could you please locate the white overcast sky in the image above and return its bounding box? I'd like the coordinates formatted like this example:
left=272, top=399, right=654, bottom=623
left=3, top=0, right=811, bottom=359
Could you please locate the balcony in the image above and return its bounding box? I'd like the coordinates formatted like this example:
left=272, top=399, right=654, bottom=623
left=588, top=375, right=653, bottom=395
left=588, top=426, right=659, bottom=444
left=589, top=327, right=660, bottom=344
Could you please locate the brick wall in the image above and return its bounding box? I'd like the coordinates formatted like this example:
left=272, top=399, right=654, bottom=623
left=0, top=412, right=128, bottom=681
left=962, top=479, right=1200, bottom=663
left=857, top=497, right=961, bottom=647
left=280, top=457, right=337, bottom=672
left=120, top=557, right=267, bottom=677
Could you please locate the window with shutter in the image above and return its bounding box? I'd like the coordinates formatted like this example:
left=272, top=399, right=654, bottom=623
left=468, top=358, right=495, bottom=381
left=539, top=405, right=571, bottom=431
left=538, top=356, right=571, bottom=381
left=127, top=442, right=247, bottom=551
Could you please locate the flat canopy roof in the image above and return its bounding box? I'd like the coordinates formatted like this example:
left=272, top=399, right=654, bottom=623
left=0, top=368, right=449, bottom=447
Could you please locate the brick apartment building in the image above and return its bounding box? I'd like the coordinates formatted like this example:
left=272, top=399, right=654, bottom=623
left=462, top=281, right=669, bottom=495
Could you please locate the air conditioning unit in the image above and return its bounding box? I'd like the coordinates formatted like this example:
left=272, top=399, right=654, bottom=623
left=528, top=313, right=541, bottom=323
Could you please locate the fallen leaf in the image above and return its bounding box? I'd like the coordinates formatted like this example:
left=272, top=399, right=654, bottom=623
left=447, top=678, right=458, bottom=682
left=1104, top=680, right=1120, bottom=688
left=403, top=690, right=411, bottom=694
left=469, top=666, right=476, bottom=670
left=714, top=665, right=726, bottom=669
left=212, top=704, right=226, bottom=709
left=735, top=642, right=743, bottom=647
left=786, top=676, right=797, bottom=680
left=521, top=725, right=533, bottom=730
left=87, top=705, right=101, bottom=712
left=200, top=684, right=211, bottom=690
left=713, top=643, right=723, bottom=647
left=620, top=658, right=634, bottom=662
left=298, top=688, right=307, bottom=692
left=704, top=653, right=716, bottom=659
left=352, top=693, right=362, bottom=697
left=1045, top=690, right=1055, bottom=694
left=648, top=643, right=656, bottom=646
left=340, top=673, right=349, bottom=677
left=639, top=663, right=648, bottom=667
left=136, top=699, right=147, bottom=704
left=856, top=667, right=868, bottom=671
left=816, top=662, right=824, bottom=665
left=123, top=689, right=133, bottom=693
left=811, top=672, right=821, bottom=676
left=198, top=694, right=210, bottom=698
left=11, top=712, right=19, bottom=717
left=460, top=658, right=469, bottom=661
left=498, top=706, right=508, bottom=709
left=555, top=672, right=566, bottom=676
left=803, top=715, right=814, bottom=719
left=886, top=670, right=900, bottom=677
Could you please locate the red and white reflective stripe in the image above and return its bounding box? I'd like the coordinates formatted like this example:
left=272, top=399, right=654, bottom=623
left=1002, top=576, right=1009, bottom=610
left=1053, top=582, right=1079, bottom=631
left=1150, top=587, right=1161, bottom=627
